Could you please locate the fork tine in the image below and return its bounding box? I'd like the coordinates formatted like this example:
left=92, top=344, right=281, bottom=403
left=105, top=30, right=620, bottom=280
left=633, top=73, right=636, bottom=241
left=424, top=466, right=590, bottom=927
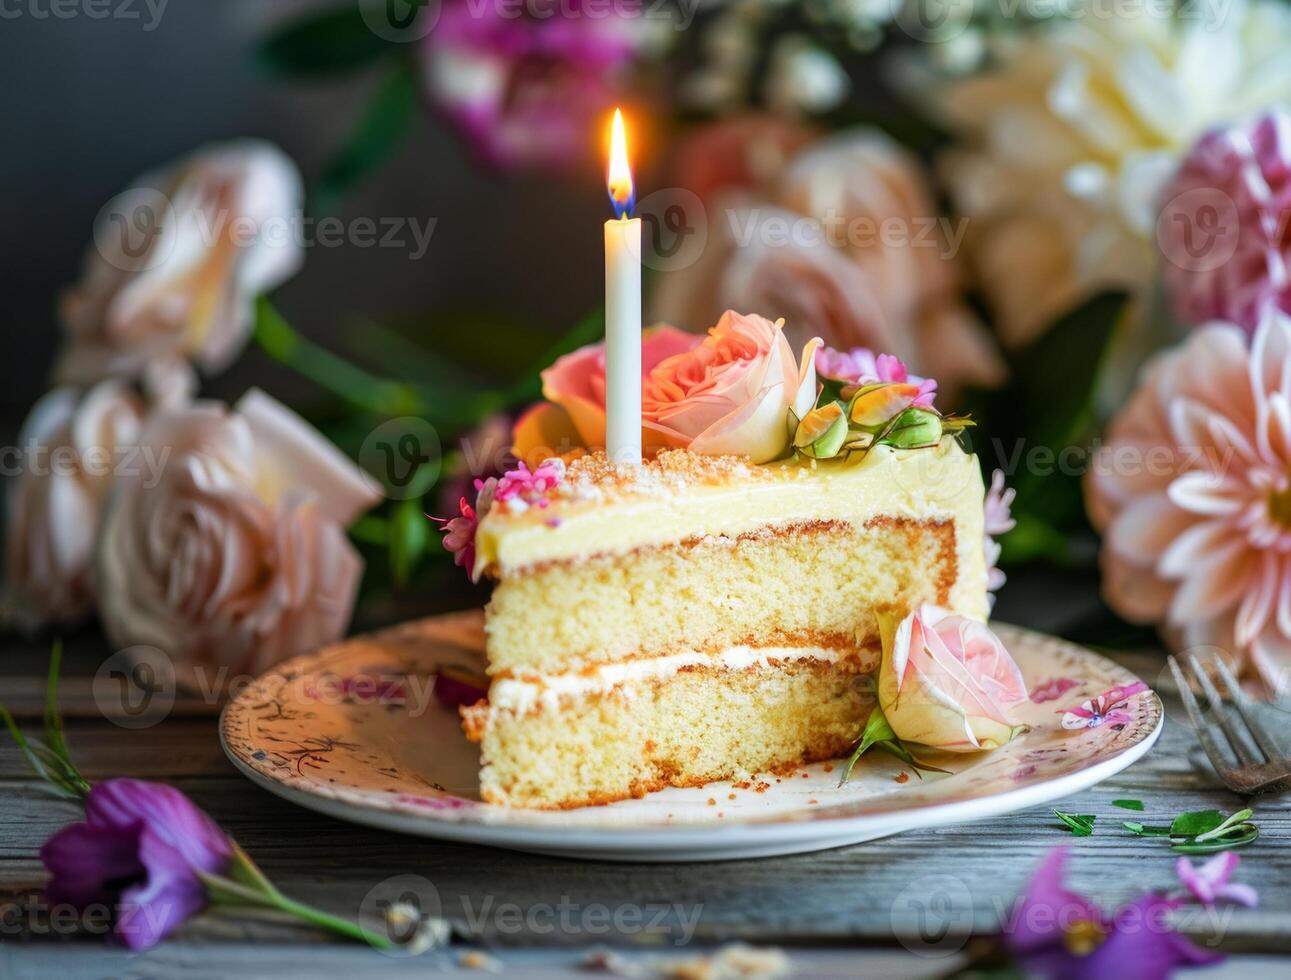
left=1169, top=655, right=1238, bottom=775
left=1184, top=649, right=1263, bottom=767
left=1208, top=653, right=1285, bottom=763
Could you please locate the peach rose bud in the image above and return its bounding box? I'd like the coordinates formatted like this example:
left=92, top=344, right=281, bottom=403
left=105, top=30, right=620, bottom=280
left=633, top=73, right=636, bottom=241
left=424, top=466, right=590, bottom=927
left=878, top=605, right=1029, bottom=752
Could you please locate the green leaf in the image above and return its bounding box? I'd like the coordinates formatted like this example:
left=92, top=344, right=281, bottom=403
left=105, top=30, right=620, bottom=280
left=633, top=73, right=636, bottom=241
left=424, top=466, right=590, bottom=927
left=839, top=705, right=896, bottom=785
left=1192, top=808, right=1254, bottom=844
left=315, top=61, right=418, bottom=213
left=1122, top=821, right=1172, bottom=837
left=1170, top=810, right=1226, bottom=838
left=1171, top=826, right=1259, bottom=854
left=388, top=495, right=431, bottom=589
left=257, top=6, right=393, bottom=78
left=1053, top=809, right=1096, bottom=836
left=1112, top=799, right=1145, bottom=811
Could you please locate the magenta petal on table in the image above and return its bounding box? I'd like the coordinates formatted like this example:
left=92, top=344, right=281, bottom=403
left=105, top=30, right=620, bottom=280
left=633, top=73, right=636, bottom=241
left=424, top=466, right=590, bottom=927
left=1177, top=853, right=1260, bottom=909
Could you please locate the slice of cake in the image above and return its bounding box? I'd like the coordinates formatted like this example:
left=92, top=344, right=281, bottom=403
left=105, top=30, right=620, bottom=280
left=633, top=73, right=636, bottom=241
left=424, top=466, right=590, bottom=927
left=441, top=312, right=994, bottom=808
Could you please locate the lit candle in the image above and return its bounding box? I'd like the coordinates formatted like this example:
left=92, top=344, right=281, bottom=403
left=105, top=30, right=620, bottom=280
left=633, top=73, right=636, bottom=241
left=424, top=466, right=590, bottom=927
left=604, top=108, right=641, bottom=466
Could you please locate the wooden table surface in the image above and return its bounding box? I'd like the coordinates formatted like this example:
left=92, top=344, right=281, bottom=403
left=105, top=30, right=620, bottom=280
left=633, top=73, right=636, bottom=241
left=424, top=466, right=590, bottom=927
left=3, top=575, right=1290, bottom=978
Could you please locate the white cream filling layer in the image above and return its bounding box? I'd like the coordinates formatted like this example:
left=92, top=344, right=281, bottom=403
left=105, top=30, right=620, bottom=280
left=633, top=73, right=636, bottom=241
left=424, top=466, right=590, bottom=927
left=487, top=644, right=864, bottom=717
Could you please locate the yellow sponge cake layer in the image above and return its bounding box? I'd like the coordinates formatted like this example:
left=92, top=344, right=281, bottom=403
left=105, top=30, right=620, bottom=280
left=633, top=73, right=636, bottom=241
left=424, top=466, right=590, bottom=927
left=486, top=515, right=958, bottom=677
left=477, top=441, right=987, bottom=677
left=463, top=648, right=873, bottom=809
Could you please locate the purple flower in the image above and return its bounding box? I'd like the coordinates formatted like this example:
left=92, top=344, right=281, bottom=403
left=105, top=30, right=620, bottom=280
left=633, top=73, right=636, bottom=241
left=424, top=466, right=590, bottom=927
left=420, top=0, right=641, bottom=171
left=1004, top=848, right=1222, bottom=980
left=1160, top=110, right=1291, bottom=335
left=40, top=779, right=232, bottom=950
left=1176, top=852, right=1259, bottom=909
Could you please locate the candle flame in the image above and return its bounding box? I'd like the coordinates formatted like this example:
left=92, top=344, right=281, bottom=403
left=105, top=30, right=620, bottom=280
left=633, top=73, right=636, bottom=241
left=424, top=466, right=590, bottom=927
left=607, top=108, right=634, bottom=219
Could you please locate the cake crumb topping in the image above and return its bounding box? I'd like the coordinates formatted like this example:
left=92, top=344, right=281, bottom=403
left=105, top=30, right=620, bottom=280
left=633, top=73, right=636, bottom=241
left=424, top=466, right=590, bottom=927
left=553, top=450, right=784, bottom=506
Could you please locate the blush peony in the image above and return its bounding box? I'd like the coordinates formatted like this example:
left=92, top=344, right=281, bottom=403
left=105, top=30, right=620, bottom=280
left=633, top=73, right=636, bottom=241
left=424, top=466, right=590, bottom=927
left=651, top=126, right=1003, bottom=402
left=1086, top=311, right=1291, bottom=693
left=642, top=311, right=819, bottom=463
left=96, top=390, right=380, bottom=687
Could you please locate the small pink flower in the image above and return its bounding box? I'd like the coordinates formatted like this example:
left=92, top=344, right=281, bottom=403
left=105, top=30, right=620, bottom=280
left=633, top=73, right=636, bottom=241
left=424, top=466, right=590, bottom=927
left=1029, top=677, right=1080, bottom=703
left=1060, top=681, right=1149, bottom=730
left=815, top=346, right=937, bottom=407
left=1159, top=110, right=1291, bottom=336
left=983, top=469, right=1016, bottom=601
left=1176, top=852, right=1259, bottom=908
left=435, top=477, right=496, bottom=582
left=493, top=457, right=565, bottom=511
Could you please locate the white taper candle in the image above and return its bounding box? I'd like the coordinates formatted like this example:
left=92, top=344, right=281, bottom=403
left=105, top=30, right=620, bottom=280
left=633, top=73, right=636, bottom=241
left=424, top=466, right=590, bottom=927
left=604, top=215, right=642, bottom=465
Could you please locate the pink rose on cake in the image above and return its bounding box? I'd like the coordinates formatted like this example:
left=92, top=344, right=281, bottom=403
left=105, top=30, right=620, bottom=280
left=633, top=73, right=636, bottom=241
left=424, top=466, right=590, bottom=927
left=878, top=605, right=1029, bottom=752
left=642, top=311, right=820, bottom=464
left=512, top=325, right=700, bottom=467
left=513, top=312, right=821, bottom=466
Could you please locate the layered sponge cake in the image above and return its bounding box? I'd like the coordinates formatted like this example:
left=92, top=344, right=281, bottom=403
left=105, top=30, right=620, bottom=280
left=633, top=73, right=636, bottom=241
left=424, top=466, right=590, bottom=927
left=461, top=441, right=988, bottom=808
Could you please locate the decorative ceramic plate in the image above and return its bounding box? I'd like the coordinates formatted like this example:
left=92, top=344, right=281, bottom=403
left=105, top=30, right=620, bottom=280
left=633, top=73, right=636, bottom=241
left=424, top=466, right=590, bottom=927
left=220, top=612, right=1162, bottom=862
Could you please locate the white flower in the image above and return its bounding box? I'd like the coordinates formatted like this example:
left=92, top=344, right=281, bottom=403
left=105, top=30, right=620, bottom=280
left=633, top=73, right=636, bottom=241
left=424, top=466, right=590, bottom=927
left=2, top=361, right=194, bottom=630
left=57, top=140, right=304, bottom=384
left=932, top=0, right=1291, bottom=347
left=97, top=390, right=381, bottom=686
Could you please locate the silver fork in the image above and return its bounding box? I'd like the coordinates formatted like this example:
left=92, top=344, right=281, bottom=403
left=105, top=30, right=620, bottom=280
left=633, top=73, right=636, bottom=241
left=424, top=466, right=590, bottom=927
left=1168, top=649, right=1291, bottom=794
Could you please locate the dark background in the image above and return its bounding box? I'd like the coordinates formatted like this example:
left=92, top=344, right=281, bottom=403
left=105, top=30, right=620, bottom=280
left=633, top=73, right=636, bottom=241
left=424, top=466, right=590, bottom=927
left=0, top=0, right=608, bottom=421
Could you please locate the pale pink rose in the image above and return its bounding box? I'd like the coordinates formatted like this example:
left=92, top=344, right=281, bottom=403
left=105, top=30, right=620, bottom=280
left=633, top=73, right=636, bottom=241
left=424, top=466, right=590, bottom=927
left=668, top=116, right=817, bottom=205
left=511, top=325, right=701, bottom=465
left=56, top=141, right=304, bottom=384
left=878, top=604, right=1029, bottom=752
left=1160, top=110, right=1291, bottom=336
left=1085, top=311, right=1291, bottom=694
left=642, top=311, right=820, bottom=463
left=3, top=382, right=146, bottom=630
left=651, top=127, right=1004, bottom=403
left=96, top=390, right=381, bottom=688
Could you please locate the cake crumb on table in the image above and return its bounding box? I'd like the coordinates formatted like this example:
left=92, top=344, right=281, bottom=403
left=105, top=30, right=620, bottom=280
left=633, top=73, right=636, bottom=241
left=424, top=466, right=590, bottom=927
left=581, top=942, right=790, bottom=979
left=459, top=950, right=502, bottom=972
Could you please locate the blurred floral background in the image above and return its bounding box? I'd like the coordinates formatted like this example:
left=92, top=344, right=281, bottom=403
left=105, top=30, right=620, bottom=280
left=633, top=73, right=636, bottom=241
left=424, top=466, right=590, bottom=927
left=4, top=0, right=1291, bottom=691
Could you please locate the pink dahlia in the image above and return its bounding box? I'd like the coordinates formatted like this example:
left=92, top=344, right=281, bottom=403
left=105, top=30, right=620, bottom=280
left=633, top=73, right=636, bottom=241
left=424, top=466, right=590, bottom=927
left=1159, top=110, right=1291, bottom=336
left=1085, top=311, right=1291, bottom=693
